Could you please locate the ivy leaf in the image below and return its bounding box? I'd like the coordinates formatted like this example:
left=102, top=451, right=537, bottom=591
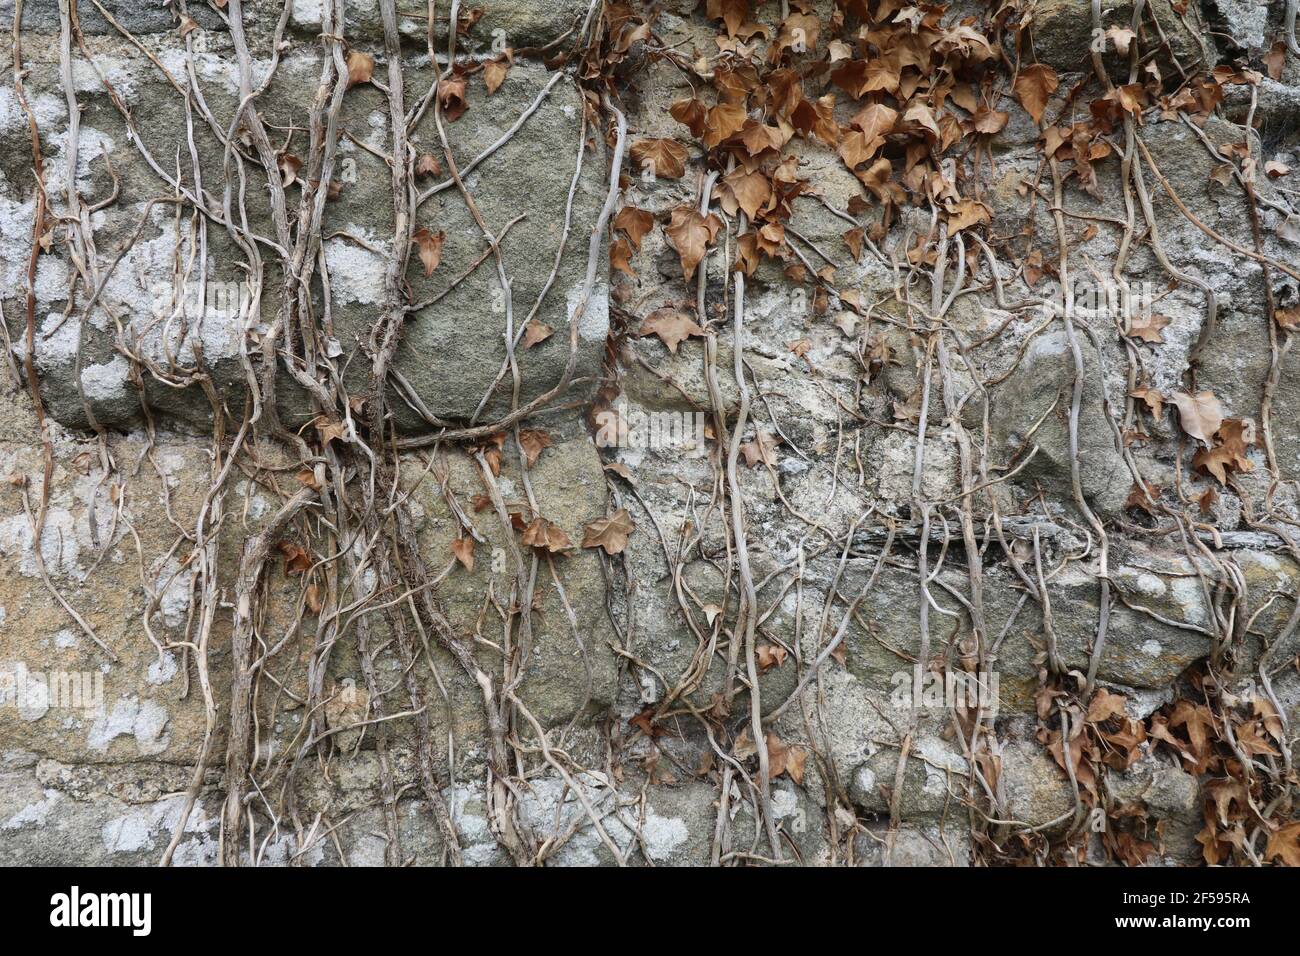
left=613, top=206, right=655, bottom=251
left=484, top=56, right=511, bottom=94
left=439, top=75, right=469, bottom=121
left=1106, top=26, right=1136, bottom=55
left=703, top=101, right=749, bottom=149
left=1127, top=312, right=1170, bottom=344
left=413, top=228, right=445, bottom=277
left=1014, top=63, right=1059, bottom=125
left=522, top=320, right=553, bottom=349
left=415, top=153, right=442, bottom=177
left=1193, top=418, right=1255, bottom=484
left=451, top=535, right=475, bottom=572
left=629, top=138, right=688, bottom=179
left=757, top=644, right=787, bottom=671
left=1129, top=385, right=1166, bottom=419
left=346, top=50, right=374, bottom=87
left=971, top=107, right=1009, bottom=135
left=518, top=429, right=552, bottom=467
left=278, top=541, right=312, bottom=576
left=639, top=308, right=706, bottom=353
left=714, top=168, right=771, bottom=219
left=664, top=207, right=722, bottom=281
left=1266, top=822, right=1300, bottom=866
left=581, top=508, right=636, bottom=555
left=739, top=429, right=781, bottom=468
left=765, top=731, right=807, bottom=785
left=1171, top=390, right=1224, bottom=446
left=521, top=517, right=574, bottom=553
left=945, top=198, right=990, bottom=234
left=611, top=237, right=635, bottom=277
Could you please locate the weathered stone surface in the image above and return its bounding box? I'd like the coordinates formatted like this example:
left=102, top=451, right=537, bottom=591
left=3, top=37, right=606, bottom=433
left=6, top=0, right=1300, bottom=868
left=1026, top=0, right=1215, bottom=73
left=999, top=738, right=1075, bottom=832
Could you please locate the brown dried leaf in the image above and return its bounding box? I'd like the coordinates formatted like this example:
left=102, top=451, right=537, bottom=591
left=757, top=643, right=787, bottom=671
left=664, top=207, right=722, bottom=281
left=347, top=50, right=375, bottom=87
left=739, top=429, right=781, bottom=468
left=278, top=541, right=312, bottom=577
left=1014, top=63, right=1059, bottom=125
left=518, top=429, right=552, bottom=467
left=629, top=138, right=688, bottom=179
left=521, top=517, right=573, bottom=553
left=638, top=308, right=706, bottom=353
left=1127, top=312, right=1171, bottom=344
left=523, top=320, right=553, bottom=349
left=451, top=535, right=475, bottom=571
left=413, top=228, right=445, bottom=277
left=416, top=152, right=442, bottom=177
left=581, top=508, right=636, bottom=555
left=1130, top=385, right=1166, bottom=418
left=484, top=57, right=510, bottom=95
left=613, top=206, right=655, bottom=251
left=1171, top=390, right=1224, bottom=445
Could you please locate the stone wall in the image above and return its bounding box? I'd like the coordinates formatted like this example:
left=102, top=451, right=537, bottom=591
left=1, top=0, right=1299, bottom=866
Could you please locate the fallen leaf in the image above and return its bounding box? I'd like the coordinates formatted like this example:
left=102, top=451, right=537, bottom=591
left=1014, top=63, right=1059, bottom=125
left=523, top=320, right=553, bottom=348
left=581, top=509, right=636, bottom=555
left=518, top=429, right=552, bottom=467
left=521, top=517, right=574, bottom=553
left=347, top=50, right=375, bottom=87
left=664, top=207, right=722, bottom=281
left=613, top=206, right=655, bottom=251
left=451, top=535, right=475, bottom=571
left=629, top=138, right=688, bottom=179
left=639, top=308, right=706, bottom=353
left=484, top=57, right=510, bottom=94
left=1171, top=390, right=1224, bottom=445
left=1127, top=313, right=1171, bottom=344
left=413, top=228, right=445, bottom=277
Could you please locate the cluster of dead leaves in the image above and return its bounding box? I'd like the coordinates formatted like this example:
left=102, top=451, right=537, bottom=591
left=734, top=727, right=807, bottom=785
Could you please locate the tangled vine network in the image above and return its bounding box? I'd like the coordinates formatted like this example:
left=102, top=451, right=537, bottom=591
left=6, top=0, right=1300, bottom=867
